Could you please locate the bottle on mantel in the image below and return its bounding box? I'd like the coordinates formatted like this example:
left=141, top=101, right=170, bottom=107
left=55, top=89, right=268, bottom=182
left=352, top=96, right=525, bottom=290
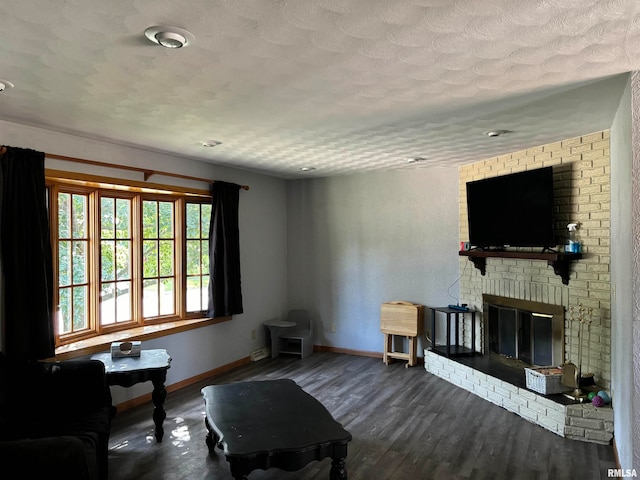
left=564, top=223, right=581, bottom=254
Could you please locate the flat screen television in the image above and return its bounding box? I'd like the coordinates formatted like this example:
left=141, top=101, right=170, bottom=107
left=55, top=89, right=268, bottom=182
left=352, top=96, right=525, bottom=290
left=466, top=166, right=556, bottom=249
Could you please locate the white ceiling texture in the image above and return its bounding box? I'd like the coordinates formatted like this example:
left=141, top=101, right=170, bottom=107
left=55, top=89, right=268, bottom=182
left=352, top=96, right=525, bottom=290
left=1, top=0, right=639, bottom=178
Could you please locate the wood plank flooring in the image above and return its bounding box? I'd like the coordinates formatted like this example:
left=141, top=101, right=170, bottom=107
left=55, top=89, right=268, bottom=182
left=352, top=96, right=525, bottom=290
left=107, top=352, right=616, bottom=480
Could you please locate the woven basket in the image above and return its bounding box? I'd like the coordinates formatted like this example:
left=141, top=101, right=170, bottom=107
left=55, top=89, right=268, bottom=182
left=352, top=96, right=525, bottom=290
left=524, top=366, right=565, bottom=395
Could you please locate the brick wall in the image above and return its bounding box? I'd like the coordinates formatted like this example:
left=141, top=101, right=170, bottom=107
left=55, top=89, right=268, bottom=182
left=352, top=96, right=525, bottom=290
left=458, top=131, right=612, bottom=390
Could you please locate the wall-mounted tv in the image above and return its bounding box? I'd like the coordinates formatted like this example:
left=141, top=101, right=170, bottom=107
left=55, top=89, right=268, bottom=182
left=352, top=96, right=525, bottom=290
left=466, top=166, right=555, bottom=249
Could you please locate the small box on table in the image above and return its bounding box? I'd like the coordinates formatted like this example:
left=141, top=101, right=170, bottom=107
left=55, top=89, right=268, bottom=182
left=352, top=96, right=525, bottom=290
left=111, top=341, right=141, bottom=358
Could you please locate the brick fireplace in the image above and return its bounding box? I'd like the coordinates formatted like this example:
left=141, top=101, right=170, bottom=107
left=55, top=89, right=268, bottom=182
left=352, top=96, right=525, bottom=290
left=425, top=131, right=614, bottom=444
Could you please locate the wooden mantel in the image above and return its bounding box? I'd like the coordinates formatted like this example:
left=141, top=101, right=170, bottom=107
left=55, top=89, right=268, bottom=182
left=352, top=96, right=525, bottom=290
left=459, top=250, right=582, bottom=285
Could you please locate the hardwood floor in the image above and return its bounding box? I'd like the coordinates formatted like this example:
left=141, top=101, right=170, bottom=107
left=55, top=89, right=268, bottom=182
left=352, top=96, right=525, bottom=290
left=107, top=352, right=616, bottom=480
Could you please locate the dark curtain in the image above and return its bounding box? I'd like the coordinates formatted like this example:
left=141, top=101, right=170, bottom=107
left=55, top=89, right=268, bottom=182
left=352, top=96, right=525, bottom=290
left=207, top=181, right=243, bottom=318
left=0, top=146, right=55, bottom=360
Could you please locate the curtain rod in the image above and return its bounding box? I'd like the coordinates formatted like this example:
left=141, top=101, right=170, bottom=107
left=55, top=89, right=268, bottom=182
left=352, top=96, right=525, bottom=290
left=0, top=147, right=249, bottom=191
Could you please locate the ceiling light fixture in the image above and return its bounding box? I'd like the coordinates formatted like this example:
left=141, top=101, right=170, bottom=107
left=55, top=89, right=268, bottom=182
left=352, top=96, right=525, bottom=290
left=202, top=140, right=222, bottom=147
left=300, top=167, right=316, bottom=172
left=145, top=26, right=195, bottom=49
left=483, top=130, right=510, bottom=137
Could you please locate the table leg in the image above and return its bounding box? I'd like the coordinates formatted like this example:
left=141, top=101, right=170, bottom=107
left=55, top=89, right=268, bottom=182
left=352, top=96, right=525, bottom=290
left=430, top=309, right=436, bottom=350
left=268, top=326, right=280, bottom=358
left=446, top=313, right=451, bottom=356
left=455, top=312, right=460, bottom=347
left=471, top=311, right=476, bottom=355
left=383, top=334, right=392, bottom=365
left=151, top=372, right=168, bottom=442
left=330, top=457, right=347, bottom=480
left=408, top=336, right=417, bottom=367
left=230, top=462, right=250, bottom=480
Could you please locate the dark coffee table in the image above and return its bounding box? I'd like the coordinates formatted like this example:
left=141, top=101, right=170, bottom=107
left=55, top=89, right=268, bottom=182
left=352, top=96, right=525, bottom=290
left=201, top=379, right=352, bottom=479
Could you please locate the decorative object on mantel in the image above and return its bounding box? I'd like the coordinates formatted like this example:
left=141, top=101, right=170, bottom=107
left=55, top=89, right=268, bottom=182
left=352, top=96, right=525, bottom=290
left=597, top=390, right=611, bottom=404
left=562, top=304, right=595, bottom=401
left=590, top=389, right=611, bottom=407
left=564, top=223, right=582, bottom=253
left=111, top=341, right=142, bottom=358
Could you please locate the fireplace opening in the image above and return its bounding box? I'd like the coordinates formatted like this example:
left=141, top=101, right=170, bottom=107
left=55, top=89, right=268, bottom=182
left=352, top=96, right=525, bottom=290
left=483, top=295, right=564, bottom=367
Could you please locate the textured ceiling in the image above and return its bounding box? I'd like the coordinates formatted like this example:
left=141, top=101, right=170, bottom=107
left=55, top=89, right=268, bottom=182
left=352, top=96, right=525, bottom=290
left=1, top=0, right=639, bottom=178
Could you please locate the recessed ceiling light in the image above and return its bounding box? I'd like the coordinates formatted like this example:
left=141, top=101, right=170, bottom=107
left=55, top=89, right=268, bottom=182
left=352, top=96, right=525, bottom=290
left=407, top=157, right=425, bottom=163
left=483, top=130, right=510, bottom=137
left=0, top=79, right=15, bottom=92
left=202, top=140, right=222, bottom=147
left=300, top=167, right=316, bottom=172
left=145, top=26, right=195, bottom=49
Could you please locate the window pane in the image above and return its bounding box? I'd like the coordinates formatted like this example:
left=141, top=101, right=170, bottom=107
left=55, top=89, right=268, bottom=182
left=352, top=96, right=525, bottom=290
left=143, top=279, right=159, bottom=317
left=201, top=204, right=211, bottom=237
left=58, top=193, right=70, bottom=238
left=186, top=276, right=201, bottom=312
left=202, top=275, right=209, bottom=308
left=101, top=283, right=115, bottom=325
left=101, top=241, right=115, bottom=282
left=186, top=240, right=200, bottom=275
left=160, top=278, right=174, bottom=315
left=116, top=281, right=132, bottom=321
left=143, top=201, right=157, bottom=238
left=59, top=287, right=71, bottom=334
left=143, top=240, right=158, bottom=277
left=186, top=203, right=199, bottom=238
left=159, top=201, right=173, bottom=238
left=201, top=240, right=209, bottom=274
left=59, top=240, right=71, bottom=286
left=101, top=197, right=114, bottom=238
left=72, top=194, right=87, bottom=239
left=72, top=241, right=86, bottom=284
left=116, top=199, right=130, bottom=239
left=72, top=286, right=87, bottom=331
left=116, top=240, right=131, bottom=280
left=159, top=240, right=173, bottom=276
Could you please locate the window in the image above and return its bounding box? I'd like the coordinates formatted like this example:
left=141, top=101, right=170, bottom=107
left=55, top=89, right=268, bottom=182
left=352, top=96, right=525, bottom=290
left=142, top=199, right=176, bottom=318
left=57, top=190, right=90, bottom=335
left=49, top=177, right=212, bottom=346
left=185, top=202, right=211, bottom=313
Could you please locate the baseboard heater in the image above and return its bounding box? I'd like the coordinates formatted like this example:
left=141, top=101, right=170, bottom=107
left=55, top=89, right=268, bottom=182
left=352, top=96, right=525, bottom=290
left=250, top=347, right=270, bottom=361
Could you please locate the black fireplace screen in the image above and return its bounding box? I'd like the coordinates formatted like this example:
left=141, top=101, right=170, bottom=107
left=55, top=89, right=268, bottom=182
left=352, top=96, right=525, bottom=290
left=488, top=305, right=553, bottom=366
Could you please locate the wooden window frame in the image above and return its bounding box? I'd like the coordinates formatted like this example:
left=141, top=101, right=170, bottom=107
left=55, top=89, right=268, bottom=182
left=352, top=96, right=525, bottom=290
left=47, top=172, right=217, bottom=348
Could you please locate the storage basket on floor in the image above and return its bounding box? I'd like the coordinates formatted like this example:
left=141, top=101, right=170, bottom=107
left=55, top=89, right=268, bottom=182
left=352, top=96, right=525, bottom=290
left=524, top=366, right=565, bottom=395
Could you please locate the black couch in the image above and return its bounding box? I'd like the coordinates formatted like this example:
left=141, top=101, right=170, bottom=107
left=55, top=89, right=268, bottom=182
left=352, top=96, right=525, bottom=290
left=0, top=353, right=113, bottom=480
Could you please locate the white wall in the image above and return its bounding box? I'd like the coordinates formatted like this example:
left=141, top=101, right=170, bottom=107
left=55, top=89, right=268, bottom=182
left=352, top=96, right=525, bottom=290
left=1, top=120, right=289, bottom=404
left=610, top=76, right=635, bottom=470
left=286, top=168, right=459, bottom=354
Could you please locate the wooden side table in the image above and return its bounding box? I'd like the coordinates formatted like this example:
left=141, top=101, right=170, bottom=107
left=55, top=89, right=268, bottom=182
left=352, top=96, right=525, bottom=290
left=91, top=348, right=172, bottom=441
left=380, top=301, right=425, bottom=367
